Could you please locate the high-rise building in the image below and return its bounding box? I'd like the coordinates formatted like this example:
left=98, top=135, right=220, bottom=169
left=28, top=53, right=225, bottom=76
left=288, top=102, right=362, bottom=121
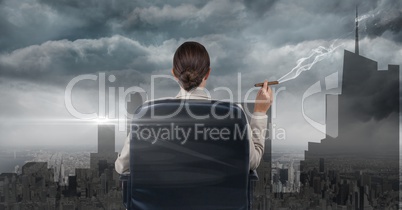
left=127, top=92, right=144, bottom=135
left=288, top=161, right=294, bottom=184
left=98, top=124, right=115, bottom=154
left=300, top=10, right=399, bottom=208
left=279, top=169, right=288, bottom=185
left=244, top=103, right=272, bottom=210
left=90, top=124, right=118, bottom=175
left=303, top=50, right=399, bottom=162
left=319, top=158, right=324, bottom=173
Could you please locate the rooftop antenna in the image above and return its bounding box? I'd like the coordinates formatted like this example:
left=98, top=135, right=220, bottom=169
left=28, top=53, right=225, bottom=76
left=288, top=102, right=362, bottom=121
left=355, top=5, right=359, bottom=55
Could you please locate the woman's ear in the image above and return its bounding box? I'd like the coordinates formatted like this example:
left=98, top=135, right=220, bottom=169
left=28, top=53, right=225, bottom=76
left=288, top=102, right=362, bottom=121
left=204, top=68, right=211, bottom=80
left=171, top=69, right=177, bottom=79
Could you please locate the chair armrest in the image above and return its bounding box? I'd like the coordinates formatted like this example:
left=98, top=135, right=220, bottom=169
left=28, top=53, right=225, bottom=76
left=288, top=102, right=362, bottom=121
left=248, top=170, right=258, bottom=210
left=120, top=173, right=130, bottom=182
left=249, top=170, right=259, bottom=181
left=120, top=173, right=131, bottom=209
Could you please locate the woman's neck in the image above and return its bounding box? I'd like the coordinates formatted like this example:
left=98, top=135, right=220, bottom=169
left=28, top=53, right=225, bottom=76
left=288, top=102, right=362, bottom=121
left=198, top=79, right=207, bottom=88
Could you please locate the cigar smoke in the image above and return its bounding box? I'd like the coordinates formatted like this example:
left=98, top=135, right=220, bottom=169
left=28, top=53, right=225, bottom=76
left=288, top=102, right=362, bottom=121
left=254, top=8, right=385, bottom=87
left=277, top=43, right=342, bottom=83
left=357, top=10, right=381, bottom=22
left=275, top=8, right=386, bottom=84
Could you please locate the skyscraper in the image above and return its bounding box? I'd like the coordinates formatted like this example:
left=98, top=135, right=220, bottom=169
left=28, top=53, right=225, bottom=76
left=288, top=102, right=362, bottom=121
left=319, top=158, right=324, bottom=173
left=126, top=92, right=144, bottom=135
left=300, top=42, right=399, bottom=210
left=90, top=124, right=118, bottom=175
left=303, top=51, right=399, bottom=158
left=98, top=124, right=115, bottom=154
left=355, top=6, right=359, bottom=55
left=295, top=10, right=400, bottom=208
left=245, top=103, right=272, bottom=210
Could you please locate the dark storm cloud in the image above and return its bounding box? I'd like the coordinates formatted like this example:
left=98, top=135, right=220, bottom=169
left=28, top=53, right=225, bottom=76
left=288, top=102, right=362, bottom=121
left=246, top=0, right=401, bottom=46
left=0, top=0, right=401, bottom=148
left=346, top=66, right=399, bottom=122
left=0, top=0, right=399, bottom=54
left=34, top=0, right=248, bottom=44
left=0, top=0, right=399, bottom=90
left=365, top=10, right=402, bottom=43
left=118, top=0, right=250, bottom=45
left=0, top=32, right=257, bottom=88
left=36, top=0, right=134, bottom=39
left=0, top=0, right=96, bottom=52
left=0, top=36, right=161, bottom=83
left=243, top=0, right=278, bottom=16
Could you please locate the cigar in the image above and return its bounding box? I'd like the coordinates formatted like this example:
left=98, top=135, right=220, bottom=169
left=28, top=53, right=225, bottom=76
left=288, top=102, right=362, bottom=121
left=254, top=81, right=279, bottom=87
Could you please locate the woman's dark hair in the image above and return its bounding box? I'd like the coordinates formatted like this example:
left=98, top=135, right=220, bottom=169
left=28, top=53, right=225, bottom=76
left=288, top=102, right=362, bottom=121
left=173, top=41, right=210, bottom=91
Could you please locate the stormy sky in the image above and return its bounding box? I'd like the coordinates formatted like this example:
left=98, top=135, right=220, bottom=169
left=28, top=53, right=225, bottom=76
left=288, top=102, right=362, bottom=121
left=0, top=0, right=401, bottom=150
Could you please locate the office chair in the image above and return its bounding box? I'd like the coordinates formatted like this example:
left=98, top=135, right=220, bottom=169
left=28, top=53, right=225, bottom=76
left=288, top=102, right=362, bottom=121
left=120, top=99, right=258, bottom=210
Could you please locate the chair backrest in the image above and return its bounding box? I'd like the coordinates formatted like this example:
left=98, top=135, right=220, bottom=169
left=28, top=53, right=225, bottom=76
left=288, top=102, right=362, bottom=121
left=129, top=99, right=250, bottom=210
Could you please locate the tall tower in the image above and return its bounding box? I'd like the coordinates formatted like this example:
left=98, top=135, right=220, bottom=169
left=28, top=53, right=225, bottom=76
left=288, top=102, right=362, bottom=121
left=98, top=124, right=115, bottom=154
left=90, top=124, right=117, bottom=174
left=355, top=5, right=359, bottom=55
left=126, top=93, right=143, bottom=135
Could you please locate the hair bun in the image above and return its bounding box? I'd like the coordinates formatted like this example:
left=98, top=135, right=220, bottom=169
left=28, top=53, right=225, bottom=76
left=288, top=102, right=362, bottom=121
left=179, top=70, right=202, bottom=91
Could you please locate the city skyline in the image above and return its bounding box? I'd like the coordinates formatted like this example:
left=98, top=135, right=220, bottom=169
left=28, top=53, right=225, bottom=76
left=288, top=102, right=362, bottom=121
left=268, top=17, right=400, bottom=206
left=0, top=123, right=124, bottom=209
left=0, top=1, right=400, bottom=209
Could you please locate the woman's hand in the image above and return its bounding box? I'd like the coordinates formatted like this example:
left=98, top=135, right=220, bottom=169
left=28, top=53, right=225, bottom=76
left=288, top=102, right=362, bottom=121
left=254, top=80, right=273, bottom=113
